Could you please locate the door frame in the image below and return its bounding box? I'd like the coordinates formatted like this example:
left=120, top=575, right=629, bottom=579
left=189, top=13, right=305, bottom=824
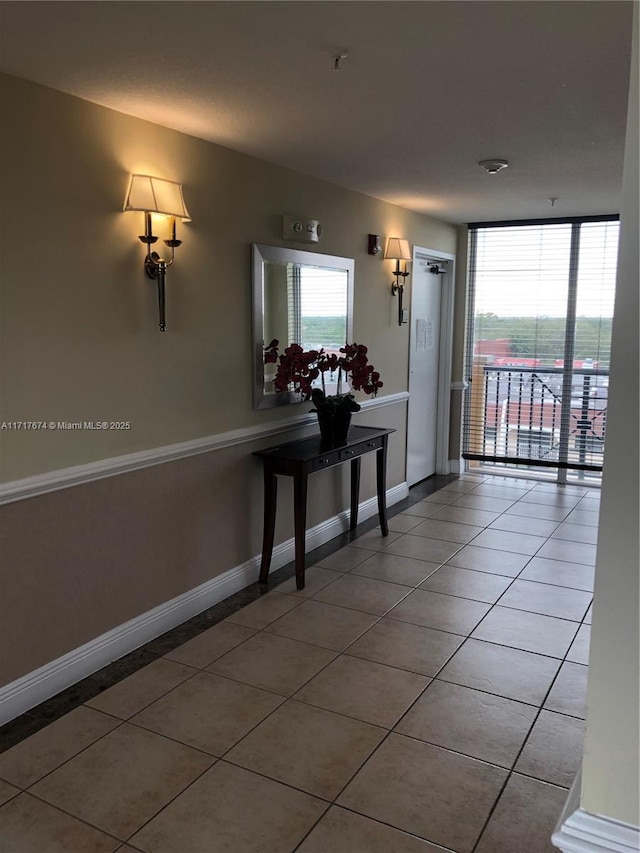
left=407, top=245, right=456, bottom=481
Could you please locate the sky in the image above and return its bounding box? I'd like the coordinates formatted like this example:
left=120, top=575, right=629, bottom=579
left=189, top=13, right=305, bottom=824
left=473, top=221, right=619, bottom=319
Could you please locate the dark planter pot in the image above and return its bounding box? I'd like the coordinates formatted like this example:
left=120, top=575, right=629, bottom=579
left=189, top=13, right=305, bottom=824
left=317, top=409, right=352, bottom=447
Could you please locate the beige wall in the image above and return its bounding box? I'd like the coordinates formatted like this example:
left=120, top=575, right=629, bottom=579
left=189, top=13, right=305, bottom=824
left=0, top=74, right=456, bottom=687
left=0, top=73, right=456, bottom=483
left=580, top=3, right=639, bottom=826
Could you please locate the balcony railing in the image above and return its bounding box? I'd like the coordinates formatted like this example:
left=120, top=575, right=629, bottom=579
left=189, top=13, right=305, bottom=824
left=464, top=364, right=608, bottom=472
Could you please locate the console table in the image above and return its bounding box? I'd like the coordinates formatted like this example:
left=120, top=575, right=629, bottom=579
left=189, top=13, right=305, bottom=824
left=254, top=426, right=395, bottom=590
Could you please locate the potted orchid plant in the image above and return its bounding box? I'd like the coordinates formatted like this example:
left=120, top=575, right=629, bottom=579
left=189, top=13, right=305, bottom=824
left=263, top=340, right=383, bottom=445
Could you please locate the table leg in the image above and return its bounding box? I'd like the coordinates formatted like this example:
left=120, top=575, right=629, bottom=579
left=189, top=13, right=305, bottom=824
left=376, top=439, right=389, bottom=536
left=258, top=465, right=277, bottom=584
left=350, top=457, right=361, bottom=531
left=293, top=471, right=308, bottom=590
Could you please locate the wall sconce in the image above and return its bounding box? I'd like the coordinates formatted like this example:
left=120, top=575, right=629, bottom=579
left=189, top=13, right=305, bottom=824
left=384, top=237, right=411, bottom=326
left=123, top=174, right=191, bottom=332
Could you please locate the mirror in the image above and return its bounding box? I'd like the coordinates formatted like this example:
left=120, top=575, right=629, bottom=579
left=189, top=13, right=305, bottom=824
left=252, top=244, right=354, bottom=409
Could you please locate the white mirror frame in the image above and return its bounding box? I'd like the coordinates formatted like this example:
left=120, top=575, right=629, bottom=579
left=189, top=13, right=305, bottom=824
left=251, top=243, right=355, bottom=410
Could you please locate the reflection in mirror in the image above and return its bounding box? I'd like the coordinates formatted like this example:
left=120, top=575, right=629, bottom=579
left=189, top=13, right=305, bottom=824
left=252, top=244, right=354, bottom=409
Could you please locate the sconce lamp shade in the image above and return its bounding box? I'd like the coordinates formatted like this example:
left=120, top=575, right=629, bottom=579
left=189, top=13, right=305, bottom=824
left=123, top=174, right=191, bottom=221
left=384, top=237, right=411, bottom=261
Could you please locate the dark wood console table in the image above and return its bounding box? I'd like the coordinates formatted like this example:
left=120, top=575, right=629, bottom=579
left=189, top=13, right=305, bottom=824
left=254, top=426, right=395, bottom=590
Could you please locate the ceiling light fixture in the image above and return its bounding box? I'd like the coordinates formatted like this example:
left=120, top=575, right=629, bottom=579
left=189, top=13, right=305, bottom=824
left=478, top=159, right=509, bottom=175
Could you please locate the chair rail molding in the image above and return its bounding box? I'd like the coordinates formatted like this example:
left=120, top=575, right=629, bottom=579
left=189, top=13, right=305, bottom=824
left=0, top=392, right=410, bottom=505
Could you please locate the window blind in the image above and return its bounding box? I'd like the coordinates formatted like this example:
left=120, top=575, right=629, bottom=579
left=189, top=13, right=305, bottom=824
left=463, top=217, right=619, bottom=475
left=287, top=264, right=348, bottom=352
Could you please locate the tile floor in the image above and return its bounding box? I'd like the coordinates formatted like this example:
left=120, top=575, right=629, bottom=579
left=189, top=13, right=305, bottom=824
left=0, top=473, right=599, bottom=853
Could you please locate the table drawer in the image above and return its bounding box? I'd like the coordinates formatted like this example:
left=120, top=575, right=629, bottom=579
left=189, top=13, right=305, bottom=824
left=311, top=451, right=339, bottom=471
left=338, top=446, right=361, bottom=462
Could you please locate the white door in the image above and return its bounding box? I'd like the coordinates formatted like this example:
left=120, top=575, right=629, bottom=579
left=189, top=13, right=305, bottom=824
left=406, top=253, right=452, bottom=485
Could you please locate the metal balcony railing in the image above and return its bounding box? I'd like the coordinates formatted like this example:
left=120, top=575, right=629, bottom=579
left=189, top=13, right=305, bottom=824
left=464, top=364, right=609, bottom=472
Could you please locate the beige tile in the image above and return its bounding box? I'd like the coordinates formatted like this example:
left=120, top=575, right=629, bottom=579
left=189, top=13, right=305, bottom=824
left=498, top=579, right=591, bottom=621
left=315, top=546, right=374, bottom=571
left=446, top=544, right=530, bottom=576
left=567, top=624, right=591, bottom=665
left=164, top=621, right=256, bottom=669
left=439, top=480, right=480, bottom=494
left=408, top=518, right=483, bottom=544
left=489, top=514, right=559, bottom=537
left=506, top=502, right=571, bottom=522
left=207, top=632, right=336, bottom=696
left=577, top=494, right=601, bottom=509
left=470, top=484, right=530, bottom=500
left=387, top=513, right=426, bottom=533
left=86, top=658, right=196, bottom=719
left=130, top=671, right=284, bottom=755
left=351, top=552, right=441, bottom=587
left=552, top=522, right=598, bottom=544
left=452, top=494, right=517, bottom=513
left=0, top=780, right=20, bottom=806
left=418, top=565, right=513, bottom=603
left=531, top=483, right=586, bottom=495
left=470, top=528, right=546, bottom=556
left=346, top=618, right=463, bottom=676
left=226, top=699, right=385, bottom=800
left=565, top=508, right=600, bottom=527
left=584, top=602, right=593, bottom=623
left=131, top=761, right=326, bottom=853
left=430, top=504, right=501, bottom=527
left=401, top=500, right=452, bottom=516
left=438, top=639, right=561, bottom=705
left=276, top=566, right=343, bottom=597
left=338, top=733, right=506, bottom=853
left=381, top=535, right=461, bottom=564
left=0, top=706, right=120, bottom=788
left=544, top=661, right=588, bottom=718
left=388, top=589, right=490, bottom=635
left=518, top=491, right=582, bottom=508
left=395, top=680, right=536, bottom=768
left=265, top=599, right=378, bottom=651
left=295, top=655, right=429, bottom=727
left=226, top=592, right=302, bottom=629
left=0, top=794, right=120, bottom=853
left=536, top=539, right=597, bottom=566
left=519, top=557, right=595, bottom=592
left=515, top=710, right=585, bottom=788
left=30, top=723, right=213, bottom=840
left=298, top=806, right=451, bottom=852
left=349, top=529, right=403, bottom=550
left=312, top=573, right=410, bottom=615
left=475, top=773, right=568, bottom=853
left=471, top=606, right=578, bottom=658
left=418, top=490, right=459, bottom=504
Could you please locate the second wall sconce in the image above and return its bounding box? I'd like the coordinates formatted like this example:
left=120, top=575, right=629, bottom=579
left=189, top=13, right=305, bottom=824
left=123, top=174, right=191, bottom=332
left=384, top=237, right=411, bottom=326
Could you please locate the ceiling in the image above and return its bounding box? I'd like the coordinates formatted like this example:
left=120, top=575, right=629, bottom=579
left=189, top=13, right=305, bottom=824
left=0, top=1, right=633, bottom=224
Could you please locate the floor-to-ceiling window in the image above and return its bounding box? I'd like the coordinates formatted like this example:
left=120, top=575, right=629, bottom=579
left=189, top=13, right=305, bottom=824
left=462, top=216, right=619, bottom=483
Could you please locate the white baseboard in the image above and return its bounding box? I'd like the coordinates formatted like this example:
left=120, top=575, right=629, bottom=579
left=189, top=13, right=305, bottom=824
left=449, top=458, right=465, bottom=474
left=552, top=769, right=640, bottom=852
left=0, top=482, right=409, bottom=726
